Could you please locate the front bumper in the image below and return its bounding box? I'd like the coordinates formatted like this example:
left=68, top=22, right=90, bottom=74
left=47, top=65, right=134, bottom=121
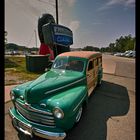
left=9, top=107, right=66, bottom=140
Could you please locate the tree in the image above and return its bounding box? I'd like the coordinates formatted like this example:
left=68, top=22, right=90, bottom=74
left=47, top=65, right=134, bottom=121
left=115, top=34, right=135, bottom=52
left=82, top=46, right=100, bottom=51
left=100, top=34, right=135, bottom=52
left=108, top=43, right=115, bottom=52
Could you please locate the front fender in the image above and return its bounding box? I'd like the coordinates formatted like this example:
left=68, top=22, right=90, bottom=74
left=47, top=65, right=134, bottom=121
left=11, top=81, right=34, bottom=99
left=45, top=86, right=88, bottom=130
left=47, top=86, right=87, bottom=114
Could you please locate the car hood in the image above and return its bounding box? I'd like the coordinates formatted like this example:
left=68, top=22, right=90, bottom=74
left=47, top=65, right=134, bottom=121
left=15, top=69, right=85, bottom=104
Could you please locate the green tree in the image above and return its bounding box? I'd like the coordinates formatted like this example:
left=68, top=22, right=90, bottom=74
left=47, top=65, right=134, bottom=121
left=100, top=34, right=135, bottom=52
left=108, top=43, right=115, bottom=52
left=115, top=34, right=135, bottom=52
left=82, top=46, right=100, bottom=51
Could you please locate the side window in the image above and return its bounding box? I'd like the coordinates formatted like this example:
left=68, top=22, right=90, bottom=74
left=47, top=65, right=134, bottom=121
left=88, top=61, right=93, bottom=71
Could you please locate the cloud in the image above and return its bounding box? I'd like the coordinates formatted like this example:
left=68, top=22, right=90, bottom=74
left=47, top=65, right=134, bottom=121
left=65, top=0, right=76, bottom=7
left=125, top=0, right=135, bottom=7
left=106, top=0, right=135, bottom=6
left=69, top=20, right=80, bottom=33
left=106, top=0, right=124, bottom=6
left=98, top=0, right=135, bottom=11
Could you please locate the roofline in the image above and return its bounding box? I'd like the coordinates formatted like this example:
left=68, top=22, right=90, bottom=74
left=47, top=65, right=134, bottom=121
left=58, top=51, right=102, bottom=59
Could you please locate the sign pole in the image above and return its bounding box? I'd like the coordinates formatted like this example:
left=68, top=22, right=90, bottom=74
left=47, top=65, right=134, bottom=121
left=56, top=0, right=59, bottom=24
left=55, top=0, right=59, bottom=57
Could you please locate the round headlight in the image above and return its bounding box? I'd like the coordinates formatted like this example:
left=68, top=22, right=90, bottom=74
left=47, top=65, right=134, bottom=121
left=53, top=107, right=64, bottom=119
left=10, top=91, right=15, bottom=100
left=40, top=103, right=47, bottom=108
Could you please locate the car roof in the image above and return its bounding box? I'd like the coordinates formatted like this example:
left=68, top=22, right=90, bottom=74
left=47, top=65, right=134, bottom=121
left=58, top=51, right=102, bottom=59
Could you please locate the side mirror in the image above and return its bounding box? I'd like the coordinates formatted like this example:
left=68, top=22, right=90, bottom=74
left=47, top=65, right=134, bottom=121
left=45, top=68, right=50, bottom=72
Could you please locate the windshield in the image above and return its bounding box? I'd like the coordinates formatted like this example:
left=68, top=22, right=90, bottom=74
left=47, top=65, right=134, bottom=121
left=52, top=57, right=84, bottom=72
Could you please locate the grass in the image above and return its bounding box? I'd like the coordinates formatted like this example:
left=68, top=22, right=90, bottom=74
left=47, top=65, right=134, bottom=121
left=5, top=56, right=44, bottom=85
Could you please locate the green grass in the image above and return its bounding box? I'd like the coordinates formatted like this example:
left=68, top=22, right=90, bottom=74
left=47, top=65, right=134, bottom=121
left=5, top=56, right=43, bottom=85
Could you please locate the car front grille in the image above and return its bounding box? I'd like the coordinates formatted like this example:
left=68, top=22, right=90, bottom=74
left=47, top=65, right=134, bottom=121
left=15, top=102, right=55, bottom=127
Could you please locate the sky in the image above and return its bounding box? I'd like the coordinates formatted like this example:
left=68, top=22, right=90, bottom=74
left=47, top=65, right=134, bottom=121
left=5, top=0, right=135, bottom=48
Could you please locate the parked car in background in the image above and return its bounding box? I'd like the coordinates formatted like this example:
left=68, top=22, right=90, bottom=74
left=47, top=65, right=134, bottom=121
left=132, top=51, right=135, bottom=58
left=114, top=52, right=123, bottom=56
left=125, top=51, right=135, bottom=57
left=5, top=51, right=13, bottom=55
left=120, top=50, right=131, bottom=57
left=9, top=51, right=103, bottom=140
left=114, top=50, right=135, bottom=58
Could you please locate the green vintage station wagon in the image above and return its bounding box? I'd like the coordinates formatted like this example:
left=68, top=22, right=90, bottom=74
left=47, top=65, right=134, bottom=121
left=9, top=51, right=103, bottom=140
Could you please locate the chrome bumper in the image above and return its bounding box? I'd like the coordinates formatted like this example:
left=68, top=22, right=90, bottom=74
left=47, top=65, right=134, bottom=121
left=9, top=108, right=66, bottom=140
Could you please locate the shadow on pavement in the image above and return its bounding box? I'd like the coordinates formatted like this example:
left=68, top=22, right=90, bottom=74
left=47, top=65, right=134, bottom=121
left=17, top=80, right=130, bottom=140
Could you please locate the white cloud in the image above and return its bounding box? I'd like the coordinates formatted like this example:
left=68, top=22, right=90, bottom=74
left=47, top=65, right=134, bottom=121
left=69, top=20, right=80, bottom=33
left=106, top=0, right=124, bottom=6
left=65, top=0, right=76, bottom=7
left=106, top=0, right=135, bottom=6
left=98, top=0, right=135, bottom=11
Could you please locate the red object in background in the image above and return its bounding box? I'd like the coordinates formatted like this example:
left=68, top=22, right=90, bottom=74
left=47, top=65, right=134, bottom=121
left=39, top=43, right=54, bottom=60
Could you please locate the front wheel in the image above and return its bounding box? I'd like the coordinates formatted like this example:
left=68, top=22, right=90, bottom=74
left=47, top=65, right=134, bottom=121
left=75, top=106, right=83, bottom=123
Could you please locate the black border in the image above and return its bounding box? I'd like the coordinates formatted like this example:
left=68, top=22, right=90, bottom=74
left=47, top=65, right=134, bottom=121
left=1, top=0, right=4, bottom=139
left=136, top=0, right=139, bottom=139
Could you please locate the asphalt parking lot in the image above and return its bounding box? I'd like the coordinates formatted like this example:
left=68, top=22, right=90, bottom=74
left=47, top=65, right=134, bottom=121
left=5, top=54, right=135, bottom=140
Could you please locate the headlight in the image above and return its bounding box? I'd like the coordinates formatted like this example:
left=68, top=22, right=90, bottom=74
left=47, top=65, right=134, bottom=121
left=40, top=103, right=47, bottom=108
left=10, top=91, right=15, bottom=100
left=53, top=107, right=64, bottom=119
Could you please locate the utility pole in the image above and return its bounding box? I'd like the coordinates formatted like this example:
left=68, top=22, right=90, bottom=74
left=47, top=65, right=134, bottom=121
left=34, top=29, right=38, bottom=54
left=54, top=0, right=59, bottom=57
left=55, top=0, right=58, bottom=24
left=34, top=29, right=37, bottom=48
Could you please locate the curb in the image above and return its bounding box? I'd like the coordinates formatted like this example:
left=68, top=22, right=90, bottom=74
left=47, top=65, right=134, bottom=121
left=103, top=72, right=135, bottom=79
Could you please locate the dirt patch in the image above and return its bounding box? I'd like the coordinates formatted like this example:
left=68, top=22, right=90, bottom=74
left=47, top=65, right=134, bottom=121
left=5, top=71, right=29, bottom=85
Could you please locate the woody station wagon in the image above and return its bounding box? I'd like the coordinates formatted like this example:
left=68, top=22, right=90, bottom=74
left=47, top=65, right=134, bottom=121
left=9, top=51, right=103, bottom=140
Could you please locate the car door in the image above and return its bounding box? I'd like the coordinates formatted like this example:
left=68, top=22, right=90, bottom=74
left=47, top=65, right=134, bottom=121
left=86, top=59, right=96, bottom=96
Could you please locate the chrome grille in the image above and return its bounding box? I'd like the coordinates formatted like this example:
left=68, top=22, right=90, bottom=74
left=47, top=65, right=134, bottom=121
left=15, top=102, right=55, bottom=127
